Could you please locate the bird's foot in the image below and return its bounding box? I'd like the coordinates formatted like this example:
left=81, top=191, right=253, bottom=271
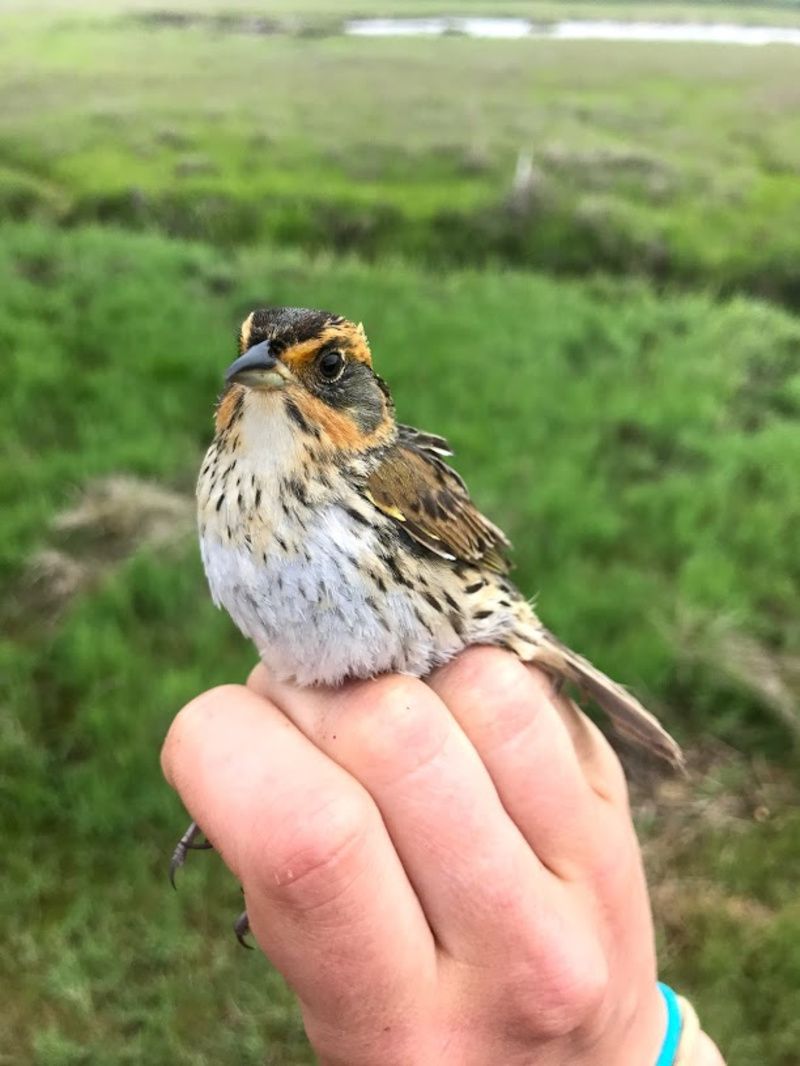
left=170, top=821, right=252, bottom=948
left=169, top=819, right=213, bottom=888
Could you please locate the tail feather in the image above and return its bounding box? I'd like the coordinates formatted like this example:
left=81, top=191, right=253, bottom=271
left=529, top=631, right=684, bottom=769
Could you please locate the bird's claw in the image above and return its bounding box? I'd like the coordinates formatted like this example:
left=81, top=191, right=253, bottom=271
left=170, top=822, right=251, bottom=949
left=169, top=820, right=213, bottom=889
left=234, top=909, right=253, bottom=949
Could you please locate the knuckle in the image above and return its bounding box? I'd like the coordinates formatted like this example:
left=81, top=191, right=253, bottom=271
left=541, top=962, right=608, bottom=1037
left=499, top=910, right=609, bottom=1039
left=565, top=953, right=609, bottom=1020
left=249, top=790, right=373, bottom=911
left=507, top=950, right=609, bottom=1039
left=344, top=677, right=447, bottom=781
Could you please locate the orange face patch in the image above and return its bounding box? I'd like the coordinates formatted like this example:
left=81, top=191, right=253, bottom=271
left=288, top=385, right=393, bottom=453
left=215, top=384, right=245, bottom=434
left=280, top=322, right=372, bottom=373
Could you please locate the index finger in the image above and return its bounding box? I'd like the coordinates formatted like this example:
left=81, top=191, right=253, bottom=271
left=162, top=684, right=435, bottom=1026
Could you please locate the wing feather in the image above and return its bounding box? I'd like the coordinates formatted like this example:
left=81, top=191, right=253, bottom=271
left=397, top=424, right=454, bottom=458
left=365, top=429, right=511, bottom=572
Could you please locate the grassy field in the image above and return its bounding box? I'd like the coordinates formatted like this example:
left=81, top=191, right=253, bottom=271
left=3, top=222, right=799, bottom=1065
left=2, top=4, right=800, bottom=300
left=1, top=3, right=800, bottom=1064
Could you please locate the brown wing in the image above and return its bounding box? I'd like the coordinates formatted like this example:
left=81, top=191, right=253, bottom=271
left=396, top=424, right=454, bottom=459
left=365, top=430, right=511, bottom=572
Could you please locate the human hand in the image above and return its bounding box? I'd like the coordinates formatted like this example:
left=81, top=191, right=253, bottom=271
left=162, top=648, right=723, bottom=1065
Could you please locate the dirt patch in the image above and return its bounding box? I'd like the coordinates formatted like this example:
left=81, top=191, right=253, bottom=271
left=21, top=475, right=194, bottom=623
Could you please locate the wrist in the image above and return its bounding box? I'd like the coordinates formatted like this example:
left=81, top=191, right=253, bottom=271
left=660, top=986, right=726, bottom=1066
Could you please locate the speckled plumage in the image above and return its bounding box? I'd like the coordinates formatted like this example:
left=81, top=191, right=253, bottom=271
left=197, top=307, right=682, bottom=767
left=199, top=392, right=528, bottom=686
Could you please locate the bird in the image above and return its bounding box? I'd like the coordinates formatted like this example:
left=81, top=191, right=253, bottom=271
left=171, top=305, right=683, bottom=941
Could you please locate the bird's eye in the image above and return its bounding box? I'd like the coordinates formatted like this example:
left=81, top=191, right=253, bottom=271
left=317, top=349, right=345, bottom=381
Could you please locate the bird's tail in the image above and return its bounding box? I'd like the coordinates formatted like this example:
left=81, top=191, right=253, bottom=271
left=521, top=629, right=684, bottom=769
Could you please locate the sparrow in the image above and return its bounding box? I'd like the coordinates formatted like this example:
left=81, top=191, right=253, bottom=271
left=171, top=306, right=682, bottom=941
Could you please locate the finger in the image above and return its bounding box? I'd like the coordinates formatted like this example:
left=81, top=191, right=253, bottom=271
left=428, top=649, right=624, bottom=881
left=547, top=688, right=630, bottom=808
left=248, top=665, right=557, bottom=964
left=162, top=685, right=434, bottom=1025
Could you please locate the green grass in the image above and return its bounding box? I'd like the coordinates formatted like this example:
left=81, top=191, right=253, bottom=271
left=1, top=222, right=799, bottom=1064
left=3, top=223, right=799, bottom=731
left=2, top=4, right=800, bottom=300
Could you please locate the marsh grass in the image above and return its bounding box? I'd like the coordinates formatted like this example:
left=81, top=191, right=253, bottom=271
left=1, top=5, right=800, bottom=300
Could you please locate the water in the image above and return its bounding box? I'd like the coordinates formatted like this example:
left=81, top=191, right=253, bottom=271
left=552, top=20, right=800, bottom=45
left=345, top=17, right=800, bottom=47
left=346, top=18, right=531, bottom=39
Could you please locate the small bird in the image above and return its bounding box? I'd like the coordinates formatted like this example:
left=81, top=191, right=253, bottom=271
left=172, top=306, right=682, bottom=939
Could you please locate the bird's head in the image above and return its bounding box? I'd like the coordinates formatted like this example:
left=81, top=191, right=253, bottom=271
left=217, top=307, right=395, bottom=453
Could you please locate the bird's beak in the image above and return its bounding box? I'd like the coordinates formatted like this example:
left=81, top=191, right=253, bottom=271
left=224, top=340, right=291, bottom=390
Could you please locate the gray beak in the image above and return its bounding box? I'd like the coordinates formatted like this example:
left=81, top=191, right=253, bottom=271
left=224, top=340, right=287, bottom=389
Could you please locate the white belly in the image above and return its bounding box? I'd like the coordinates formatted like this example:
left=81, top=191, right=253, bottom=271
left=200, top=502, right=467, bottom=684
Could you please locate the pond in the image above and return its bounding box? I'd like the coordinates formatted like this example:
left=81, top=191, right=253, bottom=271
left=345, top=17, right=800, bottom=46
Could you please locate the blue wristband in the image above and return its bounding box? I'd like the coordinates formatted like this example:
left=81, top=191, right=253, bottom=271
left=655, top=982, right=683, bottom=1066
